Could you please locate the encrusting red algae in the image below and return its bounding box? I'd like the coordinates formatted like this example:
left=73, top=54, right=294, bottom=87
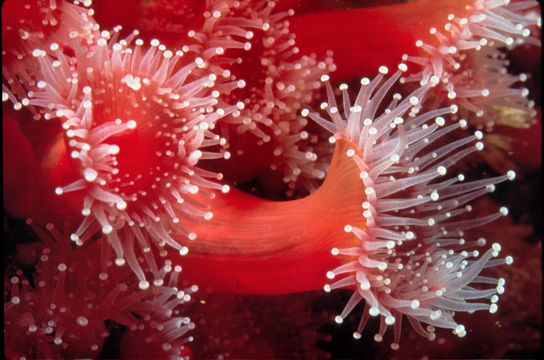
left=2, top=0, right=541, bottom=358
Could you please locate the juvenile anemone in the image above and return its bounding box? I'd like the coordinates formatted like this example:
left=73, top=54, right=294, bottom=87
left=437, top=46, right=536, bottom=130
left=7, top=23, right=234, bottom=289
left=288, top=0, right=540, bottom=129
left=395, top=0, right=542, bottom=174
left=188, top=0, right=333, bottom=139
left=4, top=220, right=196, bottom=360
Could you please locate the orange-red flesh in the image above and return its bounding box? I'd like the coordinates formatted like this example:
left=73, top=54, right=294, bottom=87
left=178, top=138, right=367, bottom=294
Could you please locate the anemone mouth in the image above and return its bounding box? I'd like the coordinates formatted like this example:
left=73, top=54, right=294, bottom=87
left=57, top=55, right=226, bottom=209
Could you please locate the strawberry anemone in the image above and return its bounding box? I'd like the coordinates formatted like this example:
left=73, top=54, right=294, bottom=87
left=85, top=0, right=338, bottom=197
left=291, top=0, right=541, bottom=80
left=398, top=0, right=540, bottom=128
left=88, top=0, right=541, bottom=192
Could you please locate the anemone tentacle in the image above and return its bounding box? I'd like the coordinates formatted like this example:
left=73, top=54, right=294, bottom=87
left=4, top=220, right=196, bottom=359
left=303, top=65, right=514, bottom=349
left=9, top=23, right=234, bottom=288
left=186, top=0, right=337, bottom=194
left=400, top=0, right=541, bottom=129
left=2, top=0, right=100, bottom=113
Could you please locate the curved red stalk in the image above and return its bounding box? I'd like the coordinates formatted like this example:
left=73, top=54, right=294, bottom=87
left=4, top=121, right=364, bottom=295
left=178, top=138, right=365, bottom=294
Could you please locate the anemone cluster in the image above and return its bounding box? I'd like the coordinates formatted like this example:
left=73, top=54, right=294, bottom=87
left=3, top=0, right=541, bottom=359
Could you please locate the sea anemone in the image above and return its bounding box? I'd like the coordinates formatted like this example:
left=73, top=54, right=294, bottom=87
left=4, top=220, right=196, bottom=359
left=289, top=0, right=542, bottom=174
left=170, top=66, right=516, bottom=349
left=4, top=10, right=235, bottom=289
left=2, top=0, right=101, bottom=113
left=3, top=0, right=541, bottom=359
left=182, top=0, right=336, bottom=195
left=305, top=68, right=516, bottom=349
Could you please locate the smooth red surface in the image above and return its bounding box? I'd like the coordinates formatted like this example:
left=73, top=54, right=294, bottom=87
left=290, top=0, right=473, bottom=79
left=3, top=107, right=39, bottom=218
left=3, top=105, right=84, bottom=226
left=177, top=139, right=367, bottom=294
